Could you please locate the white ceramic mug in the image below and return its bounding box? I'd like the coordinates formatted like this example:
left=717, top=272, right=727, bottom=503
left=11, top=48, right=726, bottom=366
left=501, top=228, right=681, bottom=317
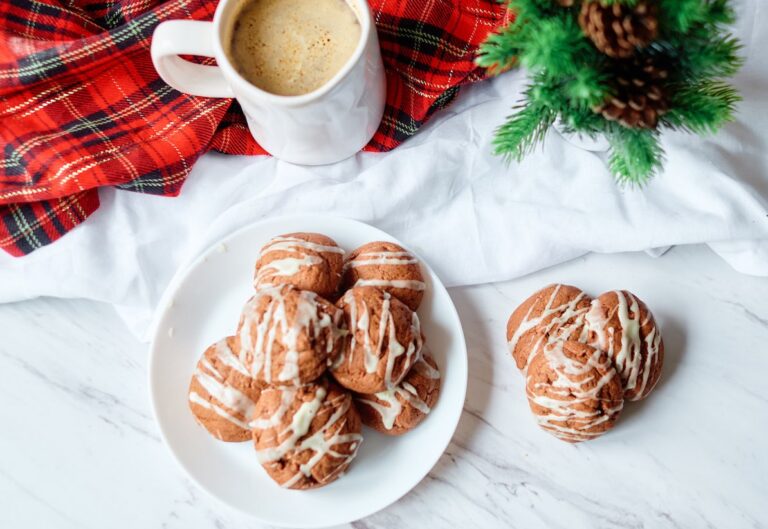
left=150, top=0, right=386, bottom=165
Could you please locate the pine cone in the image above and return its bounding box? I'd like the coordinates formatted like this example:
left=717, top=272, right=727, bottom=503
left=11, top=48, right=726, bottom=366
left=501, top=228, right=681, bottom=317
left=579, top=1, right=659, bottom=58
left=595, top=56, right=670, bottom=129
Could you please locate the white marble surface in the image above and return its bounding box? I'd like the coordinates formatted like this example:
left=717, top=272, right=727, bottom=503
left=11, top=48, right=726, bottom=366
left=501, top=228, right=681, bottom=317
left=1, top=244, right=766, bottom=529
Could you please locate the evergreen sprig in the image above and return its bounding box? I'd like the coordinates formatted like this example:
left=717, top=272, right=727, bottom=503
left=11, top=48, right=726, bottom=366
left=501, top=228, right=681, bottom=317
left=477, top=0, right=743, bottom=184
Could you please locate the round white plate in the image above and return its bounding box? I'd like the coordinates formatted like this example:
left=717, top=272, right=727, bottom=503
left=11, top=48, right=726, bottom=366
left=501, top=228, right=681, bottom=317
left=149, top=215, right=468, bottom=528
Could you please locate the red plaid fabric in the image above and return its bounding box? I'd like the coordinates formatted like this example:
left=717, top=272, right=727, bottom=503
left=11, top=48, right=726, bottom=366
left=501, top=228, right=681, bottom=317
left=0, top=0, right=508, bottom=257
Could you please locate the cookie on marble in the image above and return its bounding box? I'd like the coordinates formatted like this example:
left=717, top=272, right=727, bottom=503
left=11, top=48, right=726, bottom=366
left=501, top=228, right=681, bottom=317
left=330, top=286, right=423, bottom=393
left=188, top=336, right=263, bottom=442
left=355, top=346, right=441, bottom=435
left=237, top=285, right=344, bottom=387
left=252, top=379, right=362, bottom=489
left=526, top=340, right=624, bottom=443
left=341, top=241, right=426, bottom=310
left=585, top=290, right=664, bottom=401
left=507, top=284, right=592, bottom=371
left=253, top=233, right=345, bottom=298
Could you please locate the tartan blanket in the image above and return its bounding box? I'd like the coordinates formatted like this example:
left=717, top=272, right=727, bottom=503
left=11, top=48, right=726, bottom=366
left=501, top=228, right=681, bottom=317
left=0, top=0, right=508, bottom=257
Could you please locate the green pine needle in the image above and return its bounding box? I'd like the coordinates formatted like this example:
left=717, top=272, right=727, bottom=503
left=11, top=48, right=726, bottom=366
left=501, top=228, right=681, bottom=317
left=518, top=16, right=591, bottom=78
left=659, top=0, right=707, bottom=33
left=492, top=102, right=556, bottom=162
left=476, top=23, right=522, bottom=74
left=663, top=81, right=741, bottom=134
left=606, top=127, right=665, bottom=184
left=678, top=35, right=744, bottom=79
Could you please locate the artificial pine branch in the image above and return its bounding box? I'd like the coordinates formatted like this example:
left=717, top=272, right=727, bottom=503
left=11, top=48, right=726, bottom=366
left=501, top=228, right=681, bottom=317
left=663, top=81, right=740, bottom=134
left=492, top=103, right=556, bottom=162
left=606, top=126, right=664, bottom=183
left=478, top=0, right=743, bottom=184
left=476, top=23, right=522, bottom=74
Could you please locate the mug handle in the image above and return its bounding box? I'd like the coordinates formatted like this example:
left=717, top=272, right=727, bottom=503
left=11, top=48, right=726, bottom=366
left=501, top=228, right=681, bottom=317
left=151, top=20, right=234, bottom=98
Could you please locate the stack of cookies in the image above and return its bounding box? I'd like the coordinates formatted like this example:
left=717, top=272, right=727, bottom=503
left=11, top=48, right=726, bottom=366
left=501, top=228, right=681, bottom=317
left=187, top=233, right=442, bottom=489
left=507, top=284, right=664, bottom=442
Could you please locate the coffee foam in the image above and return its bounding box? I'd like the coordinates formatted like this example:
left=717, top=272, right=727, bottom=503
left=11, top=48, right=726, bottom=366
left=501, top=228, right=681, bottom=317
left=227, top=0, right=361, bottom=96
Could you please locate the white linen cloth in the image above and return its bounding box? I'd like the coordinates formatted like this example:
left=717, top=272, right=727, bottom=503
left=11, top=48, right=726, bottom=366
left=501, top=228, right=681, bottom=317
left=1, top=1, right=767, bottom=340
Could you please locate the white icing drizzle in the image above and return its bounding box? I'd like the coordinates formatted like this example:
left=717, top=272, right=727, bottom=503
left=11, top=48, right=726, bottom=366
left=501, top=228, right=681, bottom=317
left=526, top=341, right=623, bottom=442
left=508, top=284, right=590, bottom=370
left=189, top=339, right=257, bottom=431
left=189, top=392, right=251, bottom=431
left=358, top=356, right=437, bottom=430
left=344, top=250, right=418, bottom=270
left=214, top=339, right=250, bottom=376
left=339, top=289, right=422, bottom=388
left=249, top=389, right=294, bottom=429
left=359, top=384, right=431, bottom=430
left=253, top=387, right=363, bottom=488
left=354, top=279, right=426, bottom=291
left=238, top=287, right=339, bottom=385
left=585, top=290, right=662, bottom=400
left=261, top=236, right=345, bottom=256
left=254, top=236, right=343, bottom=287
left=412, top=355, right=441, bottom=380
left=256, top=387, right=326, bottom=463
left=255, top=254, right=322, bottom=284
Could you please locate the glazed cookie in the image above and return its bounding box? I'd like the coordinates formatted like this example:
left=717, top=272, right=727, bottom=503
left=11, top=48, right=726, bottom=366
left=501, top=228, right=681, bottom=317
left=355, top=346, right=441, bottom=435
left=585, top=290, right=664, bottom=401
left=342, top=241, right=426, bottom=310
left=507, top=284, right=592, bottom=371
left=526, top=340, right=624, bottom=443
left=252, top=379, right=362, bottom=489
left=188, top=336, right=263, bottom=442
left=238, top=285, right=344, bottom=387
left=330, top=286, right=423, bottom=393
left=254, top=233, right=345, bottom=298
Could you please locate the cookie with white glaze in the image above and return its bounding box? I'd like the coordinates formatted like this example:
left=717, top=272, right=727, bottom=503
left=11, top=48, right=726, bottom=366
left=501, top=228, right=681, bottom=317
left=254, top=233, right=345, bottom=298
left=585, top=290, right=664, bottom=401
left=342, top=241, right=426, bottom=310
left=237, top=285, right=344, bottom=387
left=355, top=346, right=440, bottom=435
left=252, top=379, right=362, bottom=489
left=526, top=340, right=624, bottom=443
left=188, top=336, right=263, bottom=442
left=507, top=284, right=592, bottom=371
left=331, top=286, right=423, bottom=394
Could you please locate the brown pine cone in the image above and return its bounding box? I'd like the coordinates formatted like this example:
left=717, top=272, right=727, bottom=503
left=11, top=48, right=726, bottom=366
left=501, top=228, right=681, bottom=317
left=595, top=56, right=670, bottom=129
left=579, top=1, right=659, bottom=58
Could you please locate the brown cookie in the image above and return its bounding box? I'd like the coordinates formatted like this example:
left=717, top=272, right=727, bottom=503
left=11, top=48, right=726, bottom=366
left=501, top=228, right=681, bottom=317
left=237, top=285, right=344, bottom=387
left=526, top=340, right=624, bottom=443
left=355, top=346, right=441, bottom=435
left=507, top=284, right=592, bottom=371
left=330, top=286, right=423, bottom=393
left=585, top=290, right=664, bottom=401
left=188, top=336, right=263, bottom=442
left=254, top=233, right=345, bottom=298
left=252, top=379, right=362, bottom=489
left=342, top=241, right=426, bottom=310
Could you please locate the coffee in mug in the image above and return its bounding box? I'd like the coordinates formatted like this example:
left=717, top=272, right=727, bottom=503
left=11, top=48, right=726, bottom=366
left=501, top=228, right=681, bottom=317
left=151, top=0, right=386, bottom=164
left=226, top=0, right=362, bottom=96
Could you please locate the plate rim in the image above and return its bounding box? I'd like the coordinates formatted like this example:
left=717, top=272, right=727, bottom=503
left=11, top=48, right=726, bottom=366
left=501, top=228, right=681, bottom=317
left=148, top=214, right=468, bottom=527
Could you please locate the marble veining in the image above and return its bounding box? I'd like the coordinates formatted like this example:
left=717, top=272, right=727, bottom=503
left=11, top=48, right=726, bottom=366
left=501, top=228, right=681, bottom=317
left=0, top=245, right=766, bottom=529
